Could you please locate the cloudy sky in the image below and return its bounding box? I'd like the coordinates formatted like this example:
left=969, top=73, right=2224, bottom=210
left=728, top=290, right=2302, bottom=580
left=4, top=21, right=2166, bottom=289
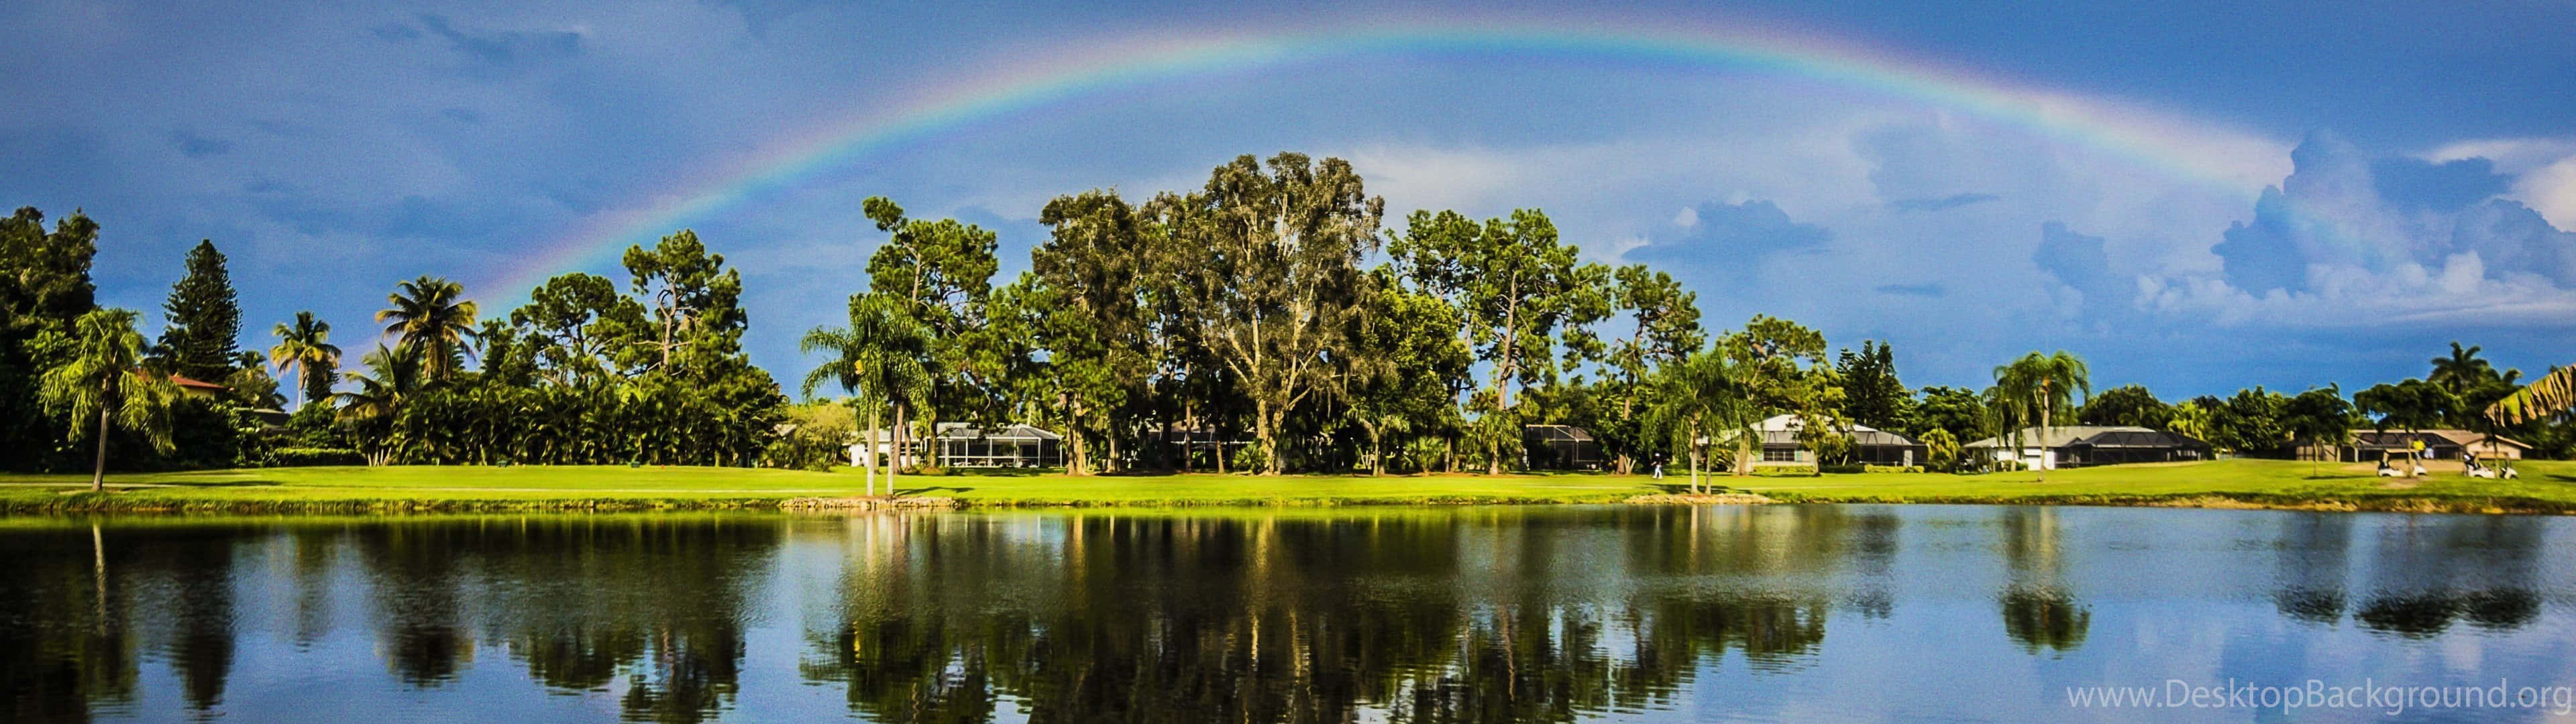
left=5, top=0, right=2573, bottom=398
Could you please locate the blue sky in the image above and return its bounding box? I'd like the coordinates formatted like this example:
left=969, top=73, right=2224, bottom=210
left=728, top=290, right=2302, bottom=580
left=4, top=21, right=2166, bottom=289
left=5, top=0, right=2573, bottom=399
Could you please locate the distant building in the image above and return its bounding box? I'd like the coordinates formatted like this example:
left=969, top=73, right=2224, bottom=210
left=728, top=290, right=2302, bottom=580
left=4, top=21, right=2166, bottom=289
left=847, top=423, right=1066, bottom=469
left=2314, top=429, right=2530, bottom=463
left=1746, top=414, right=1927, bottom=467
left=1963, top=426, right=2212, bottom=470
left=1521, top=425, right=1607, bottom=471
left=165, top=373, right=227, bottom=400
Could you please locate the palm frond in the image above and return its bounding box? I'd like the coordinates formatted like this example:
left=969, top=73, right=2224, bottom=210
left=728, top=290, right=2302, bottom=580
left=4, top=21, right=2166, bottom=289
left=2485, top=365, right=2576, bottom=426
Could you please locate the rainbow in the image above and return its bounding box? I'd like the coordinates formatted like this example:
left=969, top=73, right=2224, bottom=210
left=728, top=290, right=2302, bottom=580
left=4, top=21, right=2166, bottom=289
left=477, top=17, right=2294, bottom=298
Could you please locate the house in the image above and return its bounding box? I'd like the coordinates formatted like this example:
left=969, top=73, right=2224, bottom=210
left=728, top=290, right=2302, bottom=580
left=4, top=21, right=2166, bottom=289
left=847, top=423, right=1067, bottom=469
left=165, top=373, right=228, bottom=400
left=1963, top=426, right=2212, bottom=470
left=1743, top=414, right=1927, bottom=467
left=1521, top=424, right=1607, bottom=471
left=2320, top=429, right=2532, bottom=463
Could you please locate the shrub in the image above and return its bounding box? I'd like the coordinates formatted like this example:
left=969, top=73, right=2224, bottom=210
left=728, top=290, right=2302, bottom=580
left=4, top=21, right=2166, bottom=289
left=268, top=447, right=364, bottom=467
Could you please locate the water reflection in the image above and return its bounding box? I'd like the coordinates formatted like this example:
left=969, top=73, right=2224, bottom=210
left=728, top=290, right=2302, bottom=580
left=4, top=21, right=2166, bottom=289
left=1996, top=508, right=2088, bottom=654
left=0, top=506, right=2566, bottom=722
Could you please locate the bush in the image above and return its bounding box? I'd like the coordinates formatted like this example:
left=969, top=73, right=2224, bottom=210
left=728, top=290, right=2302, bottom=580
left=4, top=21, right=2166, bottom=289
left=1862, top=465, right=1923, bottom=473
left=268, top=447, right=364, bottom=467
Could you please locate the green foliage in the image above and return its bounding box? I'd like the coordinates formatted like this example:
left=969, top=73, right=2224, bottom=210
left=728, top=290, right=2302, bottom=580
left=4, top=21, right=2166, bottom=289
left=1909, top=385, right=1992, bottom=446
left=1395, top=207, right=1609, bottom=473
left=38, top=308, right=182, bottom=487
left=2077, top=384, right=2171, bottom=428
left=1919, top=428, right=1961, bottom=471
left=2211, top=386, right=2290, bottom=453
left=1835, top=341, right=1910, bottom=431
left=2355, top=378, right=2455, bottom=432
left=377, top=276, right=479, bottom=381
left=155, top=239, right=242, bottom=381
left=265, top=447, right=364, bottom=467
left=0, top=207, right=99, bottom=471
left=268, top=311, right=341, bottom=407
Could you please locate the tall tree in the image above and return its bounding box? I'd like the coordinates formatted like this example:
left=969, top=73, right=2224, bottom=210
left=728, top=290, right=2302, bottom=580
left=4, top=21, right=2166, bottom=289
left=511, top=273, right=645, bottom=387
left=377, top=276, right=478, bottom=381
left=1150, top=152, right=1383, bottom=474
left=1722, top=315, right=1833, bottom=476
left=1393, top=208, right=1608, bottom=474
left=2282, top=385, right=2354, bottom=476
left=38, top=309, right=180, bottom=490
left=803, top=294, right=932, bottom=494
left=2076, top=384, right=2171, bottom=428
left=2428, top=342, right=2497, bottom=398
left=1018, top=190, right=1152, bottom=474
left=156, top=240, right=241, bottom=381
left=267, top=312, right=341, bottom=408
left=623, top=230, right=750, bottom=377
left=1601, top=264, right=1703, bottom=473
left=1640, top=348, right=1752, bottom=492
left=857, top=200, right=1002, bottom=465
left=1835, top=341, right=1910, bottom=431
left=1341, top=267, right=1471, bottom=475
left=1990, top=350, right=2090, bottom=481
left=334, top=343, right=423, bottom=465
left=0, top=207, right=100, bottom=471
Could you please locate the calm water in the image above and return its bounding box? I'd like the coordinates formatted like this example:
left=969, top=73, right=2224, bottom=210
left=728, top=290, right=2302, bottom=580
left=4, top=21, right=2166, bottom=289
left=4, top=505, right=2574, bottom=723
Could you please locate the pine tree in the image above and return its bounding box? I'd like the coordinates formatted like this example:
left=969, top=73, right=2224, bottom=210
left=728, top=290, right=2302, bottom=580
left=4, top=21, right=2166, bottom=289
left=157, top=239, right=241, bottom=381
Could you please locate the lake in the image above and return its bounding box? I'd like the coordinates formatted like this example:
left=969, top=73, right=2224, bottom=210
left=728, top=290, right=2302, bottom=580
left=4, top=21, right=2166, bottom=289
left=4, top=505, right=2573, bottom=722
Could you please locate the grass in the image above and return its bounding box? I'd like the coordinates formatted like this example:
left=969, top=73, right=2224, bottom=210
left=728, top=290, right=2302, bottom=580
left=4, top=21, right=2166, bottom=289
left=3, top=458, right=2575, bottom=515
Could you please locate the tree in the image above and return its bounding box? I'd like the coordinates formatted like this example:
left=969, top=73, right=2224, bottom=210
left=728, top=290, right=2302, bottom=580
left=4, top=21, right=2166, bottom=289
left=2486, top=365, right=2576, bottom=428
left=623, top=230, right=753, bottom=377
left=1151, top=152, right=1382, bottom=474
left=2281, top=385, right=2353, bottom=476
left=2355, top=379, right=2453, bottom=433
left=803, top=294, right=932, bottom=495
left=2214, top=387, right=2289, bottom=455
left=1601, top=265, right=1703, bottom=473
left=2428, top=342, right=2497, bottom=398
left=154, top=240, right=241, bottom=382
left=1919, top=428, right=1961, bottom=472
left=0, top=206, right=100, bottom=472
left=334, top=343, right=423, bottom=465
left=1722, top=316, right=1833, bottom=476
left=1018, top=190, right=1154, bottom=475
left=2076, top=384, right=2171, bottom=428
left=1836, top=341, right=1910, bottom=431
left=1393, top=208, right=1608, bottom=474
left=268, top=312, right=341, bottom=408
left=1341, top=267, right=1471, bottom=475
left=1990, top=351, right=2090, bottom=481
left=377, top=276, right=479, bottom=381
left=511, top=273, right=645, bottom=387
left=1640, top=349, right=1750, bottom=492
left=38, top=309, right=180, bottom=490
left=1909, top=385, right=1992, bottom=447
left=857, top=200, right=1002, bottom=467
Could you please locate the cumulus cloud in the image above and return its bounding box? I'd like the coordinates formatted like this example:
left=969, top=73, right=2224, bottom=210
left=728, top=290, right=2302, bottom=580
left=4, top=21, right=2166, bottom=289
left=2034, top=221, right=2135, bottom=322
left=2149, top=130, right=2576, bottom=327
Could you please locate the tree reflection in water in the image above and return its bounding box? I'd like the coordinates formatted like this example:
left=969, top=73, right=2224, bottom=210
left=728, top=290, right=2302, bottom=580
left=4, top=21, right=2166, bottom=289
left=0, top=507, right=2564, bottom=722
left=802, top=508, right=1839, bottom=723
left=1996, top=507, right=2088, bottom=655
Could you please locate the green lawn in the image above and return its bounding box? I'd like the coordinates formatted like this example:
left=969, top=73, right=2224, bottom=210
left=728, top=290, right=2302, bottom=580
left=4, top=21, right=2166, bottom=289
left=4, top=458, right=2575, bottom=514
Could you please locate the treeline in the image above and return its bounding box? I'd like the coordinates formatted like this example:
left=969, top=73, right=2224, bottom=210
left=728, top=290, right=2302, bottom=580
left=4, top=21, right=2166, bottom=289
left=5, top=151, right=2568, bottom=477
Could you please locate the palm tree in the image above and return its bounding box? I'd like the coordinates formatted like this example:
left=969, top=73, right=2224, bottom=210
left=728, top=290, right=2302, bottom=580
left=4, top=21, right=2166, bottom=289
left=1992, top=351, right=2090, bottom=481
left=38, top=309, right=182, bottom=491
left=334, top=343, right=423, bottom=465
left=802, top=294, right=932, bottom=496
left=1640, top=350, right=1752, bottom=493
left=2429, top=341, right=2496, bottom=398
left=268, top=311, right=341, bottom=408
left=377, top=276, right=478, bottom=381
left=2486, top=365, right=2576, bottom=427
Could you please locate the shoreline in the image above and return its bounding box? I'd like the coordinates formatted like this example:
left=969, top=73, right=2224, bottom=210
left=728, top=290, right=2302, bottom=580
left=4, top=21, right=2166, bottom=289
left=5, top=458, right=2571, bottom=516
left=5, top=490, right=2572, bottom=516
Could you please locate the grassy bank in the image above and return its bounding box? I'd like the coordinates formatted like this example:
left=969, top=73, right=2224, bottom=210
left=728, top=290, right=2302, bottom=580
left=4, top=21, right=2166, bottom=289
left=3, top=459, right=2574, bottom=514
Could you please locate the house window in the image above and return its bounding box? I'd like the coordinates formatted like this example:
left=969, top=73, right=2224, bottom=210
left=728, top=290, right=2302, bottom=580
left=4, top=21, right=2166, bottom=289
left=1762, top=448, right=1799, bottom=463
